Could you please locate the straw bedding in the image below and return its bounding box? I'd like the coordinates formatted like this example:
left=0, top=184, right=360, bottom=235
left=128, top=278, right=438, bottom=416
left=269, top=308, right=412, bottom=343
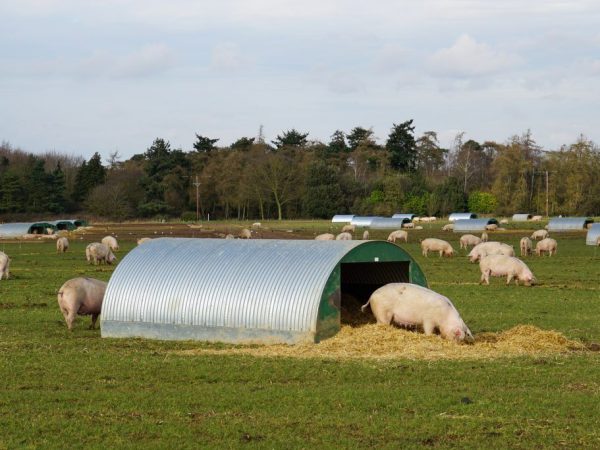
left=177, top=324, right=587, bottom=361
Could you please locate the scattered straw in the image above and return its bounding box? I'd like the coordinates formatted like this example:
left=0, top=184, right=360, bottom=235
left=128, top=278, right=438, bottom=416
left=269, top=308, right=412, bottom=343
left=175, top=324, right=587, bottom=361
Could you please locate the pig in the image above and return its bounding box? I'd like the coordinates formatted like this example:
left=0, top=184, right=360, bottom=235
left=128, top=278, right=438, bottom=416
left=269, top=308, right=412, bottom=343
left=415, top=225, right=423, bottom=230
left=442, top=224, right=454, bottom=231
left=315, top=233, right=335, bottom=240
left=531, top=215, right=543, bottom=221
left=86, top=243, right=117, bottom=265
left=137, top=237, right=152, bottom=245
left=402, top=222, right=414, bottom=229
left=57, top=277, right=107, bottom=330
left=485, top=223, right=498, bottom=231
left=535, top=237, right=558, bottom=256
left=481, top=232, right=489, bottom=242
left=101, top=235, right=119, bottom=251
left=362, top=230, right=370, bottom=240
left=0, top=251, right=10, bottom=280
left=459, top=234, right=482, bottom=250
left=56, top=237, right=69, bottom=253
left=531, top=229, right=548, bottom=240
left=361, top=283, right=473, bottom=342
left=341, top=224, right=355, bottom=233
left=500, top=218, right=509, bottom=224
left=421, top=238, right=454, bottom=257
left=225, top=234, right=235, bottom=239
left=468, top=242, right=515, bottom=263
left=336, top=232, right=352, bottom=240
left=479, top=254, right=536, bottom=286
left=387, top=230, right=408, bottom=243
left=252, top=222, right=262, bottom=229
left=519, top=237, right=533, bottom=257
left=239, top=228, right=252, bottom=239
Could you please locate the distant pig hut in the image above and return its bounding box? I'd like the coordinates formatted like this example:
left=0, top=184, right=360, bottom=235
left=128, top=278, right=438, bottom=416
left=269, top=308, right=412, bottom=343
left=0, top=222, right=57, bottom=238
left=101, top=238, right=427, bottom=345
left=512, top=214, right=533, bottom=222
left=350, top=216, right=382, bottom=228
left=448, top=212, right=477, bottom=222
left=547, top=217, right=593, bottom=232
left=586, top=223, right=600, bottom=246
left=453, top=218, right=499, bottom=232
left=48, top=220, right=77, bottom=231
left=331, top=215, right=355, bottom=223
left=391, top=213, right=417, bottom=221
left=369, top=217, right=411, bottom=229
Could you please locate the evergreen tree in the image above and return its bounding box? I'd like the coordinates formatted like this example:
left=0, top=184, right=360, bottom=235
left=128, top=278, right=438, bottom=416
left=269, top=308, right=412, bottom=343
left=386, top=120, right=417, bottom=172
left=231, top=137, right=255, bottom=151
left=73, top=152, right=107, bottom=204
left=193, top=134, right=219, bottom=153
left=271, top=129, right=309, bottom=149
left=346, top=127, right=375, bottom=151
left=328, top=130, right=348, bottom=153
left=47, top=163, right=66, bottom=213
left=302, top=162, right=345, bottom=218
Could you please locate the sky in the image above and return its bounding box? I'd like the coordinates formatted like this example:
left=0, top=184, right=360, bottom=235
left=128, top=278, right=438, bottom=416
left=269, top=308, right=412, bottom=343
left=1, top=0, right=599, bottom=160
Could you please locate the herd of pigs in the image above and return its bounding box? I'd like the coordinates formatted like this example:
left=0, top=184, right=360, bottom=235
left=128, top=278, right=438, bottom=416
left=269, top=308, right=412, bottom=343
left=0, top=225, right=560, bottom=345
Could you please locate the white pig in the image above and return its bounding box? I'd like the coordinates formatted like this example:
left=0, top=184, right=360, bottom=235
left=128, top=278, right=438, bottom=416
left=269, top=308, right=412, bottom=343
left=101, top=235, right=119, bottom=251
left=459, top=234, right=482, bottom=250
left=315, top=233, right=335, bottom=240
left=519, top=237, right=533, bottom=257
left=479, top=254, right=536, bottom=286
left=468, top=242, right=515, bottom=263
left=86, top=243, right=117, bottom=265
left=341, top=224, right=355, bottom=233
left=535, top=237, right=558, bottom=256
left=531, top=229, right=548, bottom=240
left=57, top=277, right=107, bottom=330
left=0, top=251, right=10, bottom=280
left=420, top=238, right=454, bottom=257
left=336, top=232, right=352, bottom=240
left=387, top=230, right=408, bottom=243
left=361, top=283, right=473, bottom=342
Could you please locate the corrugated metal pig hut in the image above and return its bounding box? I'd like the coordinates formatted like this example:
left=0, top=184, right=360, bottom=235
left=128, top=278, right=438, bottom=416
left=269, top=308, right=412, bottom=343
left=547, top=217, right=593, bottom=232
left=448, top=212, right=477, bottom=222
left=453, top=218, right=499, bottom=232
left=0, top=222, right=57, bottom=237
left=586, top=223, right=600, bottom=245
left=101, top=238, right=427, bottom=344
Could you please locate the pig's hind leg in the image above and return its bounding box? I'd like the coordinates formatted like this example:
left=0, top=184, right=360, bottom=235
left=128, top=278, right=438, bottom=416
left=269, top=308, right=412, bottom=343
left=89, top=313, right=99, bottom=330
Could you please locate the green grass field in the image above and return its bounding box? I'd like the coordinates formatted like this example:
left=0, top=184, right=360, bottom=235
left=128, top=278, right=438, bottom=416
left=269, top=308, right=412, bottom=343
left=1, top=223, right=599, bottom=449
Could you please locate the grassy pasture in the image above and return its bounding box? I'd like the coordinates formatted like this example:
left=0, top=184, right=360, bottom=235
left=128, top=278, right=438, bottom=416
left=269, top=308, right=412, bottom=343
left=1, top=221, right=599, bottom=449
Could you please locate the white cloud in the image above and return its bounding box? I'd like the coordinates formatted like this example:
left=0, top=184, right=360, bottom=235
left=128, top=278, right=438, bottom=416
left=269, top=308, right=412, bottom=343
left=210, top=43, right=251, bottom=72
left=428, top=34, right=521, bottom=78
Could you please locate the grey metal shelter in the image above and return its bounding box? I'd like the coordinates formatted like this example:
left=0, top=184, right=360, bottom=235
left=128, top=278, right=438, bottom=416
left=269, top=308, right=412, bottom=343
left=547, top=217, right=593, bottom=232
left=48, top=220, right=77, bottom=231
left=369, top=218, right=410, bottom=229
left=512, top=214, right=533, bottom=222
left=101, top=238, right=428, bottom=345
left=391, top=214, right=416, bottom=221
left=453, top=218, right=499, bottom=232
left=448, top=212, right=477, bottom=222
left=331, top=215, right=355, bottom=223
left=0, top=222, right=56, bottom=237
left=586, top=223, right=600, bottom=245
left=350, top=216, right=382, bottom=227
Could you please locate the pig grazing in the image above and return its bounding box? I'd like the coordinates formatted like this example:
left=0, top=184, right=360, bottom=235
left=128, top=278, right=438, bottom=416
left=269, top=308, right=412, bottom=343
left=315, top=233, right=335, bottom=240
left=420, top=238, right=454, bottom=257
left=442, top=224, right=454, bottom=231
left=341, top=224, right=355, bottom=233
left=387, top=230, right=408, bottom=243
left=361, top=283, right=473, bottom=342
left=459, top=234, right=481, bottom=250
left=479, top=254, right=536, bottom=286
left=239, top=228, right=252, bottom=239
left=86, top=243, right=117, bottom=265
left=520, top=237, right=533, bottom=257
left=101, top=235, right=119, bottom=251
left=531, top=229, right=548, bottom=240
left=535, top=237, right=558, bottom=256
left=481, top=232, right=489, bottom=242
left=468, top=242, right=515, bottom=263
left=56, top=237, right=69, bottom=253
left=336, top=232, right=352, bottom=240
left=57, top=277, right=107, bottom=330
left=0, top=251, right=10, bottom=280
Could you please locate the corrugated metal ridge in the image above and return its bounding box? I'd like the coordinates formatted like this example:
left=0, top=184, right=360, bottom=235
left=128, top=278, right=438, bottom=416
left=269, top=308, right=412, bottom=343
left=102, top=238, right=367, bottom=334
left=0, top=223, right=35, bottom=236
left=453, top=218, right=497, bottom=231
left=548, top=217, right=593, bottom=231
left=585, top=223, right=600, bottom=245
left=369, top=218, right=409, bottom=229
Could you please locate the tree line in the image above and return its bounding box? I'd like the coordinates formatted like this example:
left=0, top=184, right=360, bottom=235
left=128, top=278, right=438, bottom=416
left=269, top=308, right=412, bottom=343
left=1, top=122, right=599, bottom=221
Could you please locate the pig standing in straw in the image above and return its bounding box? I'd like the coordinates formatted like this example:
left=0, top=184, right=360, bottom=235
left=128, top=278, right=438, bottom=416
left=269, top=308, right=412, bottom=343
left=361, top=283, right=473, bottom=342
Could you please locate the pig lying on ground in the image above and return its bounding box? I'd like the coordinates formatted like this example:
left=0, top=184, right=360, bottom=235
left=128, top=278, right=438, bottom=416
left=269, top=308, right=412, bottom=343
left=0, top=251, right=10, bottom=280
left=56, top=237, right=69, bottom=253
left=315, top=233, right=335, bottom=240
left=468, top=242, right=515, bottom=262
left=361, top=283, right=473, bottom=342
left=387, top=230, right=408, bottom=243
left=336, top=232, right=352, bottom=240
left=520, top=237, right=533, bottom=256
left=421, top=238, right=454, bottom=257
left=485, top=223, right=498, bottom=231
left=479, top=254, right=536, bottom=286
left=535, top=238, right=558, bottom=256
left=101, top=235, right=119, bottom=251
left=402, top=222, right=414, bottom=229
left=531, top=229, right=548, bottom=240
left=531, top=215, right=543, bottom=221
left=459, top=234, right=481, bottom=250
left=86, top=243, right=117, bottom=265
left=57, top=277, right=107, bottom=330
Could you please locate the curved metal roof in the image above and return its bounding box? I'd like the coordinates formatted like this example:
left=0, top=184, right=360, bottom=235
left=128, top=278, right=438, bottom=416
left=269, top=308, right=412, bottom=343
left=101, top=238, right=427, bottom=344
left=453, top=218, right=499, bottom=232
left=586, top=223, right=600, bottom=246
left=547, top=217, right=593, bottom=231
left=0, top=222, right=56, bottom=237
left=48, top=220, right=77, bottom=230
left=448, top=212, right=477, bottom=222
left=512, top=214, right=533, bottom=222
left=392, top=213, right=416, bottom=221
left=369, top=217, right=409, bottom=229
left=331, top=214, right=355, bottom=223
left=350, top=216, right=382, bottom=227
